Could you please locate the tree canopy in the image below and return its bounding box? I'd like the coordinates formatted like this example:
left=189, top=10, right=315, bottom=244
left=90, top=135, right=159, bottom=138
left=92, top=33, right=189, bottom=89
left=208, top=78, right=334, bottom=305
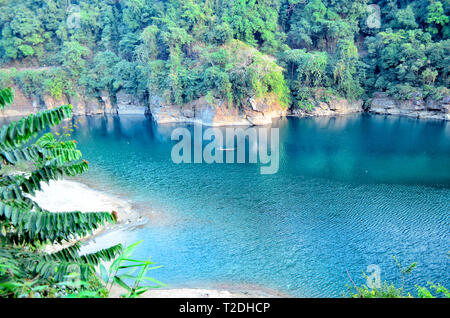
left=0, top=0, right=448, bottom=109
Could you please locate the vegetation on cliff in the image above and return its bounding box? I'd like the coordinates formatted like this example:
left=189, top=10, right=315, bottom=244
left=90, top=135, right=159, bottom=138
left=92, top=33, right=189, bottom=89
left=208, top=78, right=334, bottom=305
left=0, top=0, right=448, bottom=109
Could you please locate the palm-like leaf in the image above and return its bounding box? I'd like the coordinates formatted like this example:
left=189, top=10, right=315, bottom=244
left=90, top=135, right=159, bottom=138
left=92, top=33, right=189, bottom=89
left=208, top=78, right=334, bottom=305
left=0, top=88, right=14, bottom=110
left=0, top=88, right=123, bottom=297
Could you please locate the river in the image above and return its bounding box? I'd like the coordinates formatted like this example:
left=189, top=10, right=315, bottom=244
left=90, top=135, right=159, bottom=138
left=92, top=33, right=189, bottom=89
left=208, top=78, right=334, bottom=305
left=59, top=114, right=450, bottom=297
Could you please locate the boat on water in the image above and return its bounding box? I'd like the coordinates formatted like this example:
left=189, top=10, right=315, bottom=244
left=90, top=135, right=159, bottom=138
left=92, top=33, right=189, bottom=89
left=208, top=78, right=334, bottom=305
left=217, top=147, right=235, bottom=151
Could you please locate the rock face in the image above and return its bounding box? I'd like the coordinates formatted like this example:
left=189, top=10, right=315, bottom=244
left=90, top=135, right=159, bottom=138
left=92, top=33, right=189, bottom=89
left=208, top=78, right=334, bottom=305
left=42, top=93, right=69, bottom=110
left=0, top=87, right=148, bottom=117
left=116, top=90, right=147, bottom=114
left=67, top=94, right=87, bottom=115
left=291, top=96, right=363, bottom=117
left=149, top=95, right=287, bottom=126
left=369, top=92, right=450, bottom=120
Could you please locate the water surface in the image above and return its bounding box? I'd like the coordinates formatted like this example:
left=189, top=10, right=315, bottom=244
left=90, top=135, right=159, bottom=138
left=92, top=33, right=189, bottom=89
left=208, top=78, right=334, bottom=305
left=64, top=114, right=450, bottom=297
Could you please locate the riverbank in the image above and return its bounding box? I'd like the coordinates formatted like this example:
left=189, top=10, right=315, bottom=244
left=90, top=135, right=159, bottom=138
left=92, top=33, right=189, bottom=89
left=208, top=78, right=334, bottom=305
left=31, top=179, right=144, bottom=253
left=33, top=179, right=286, bottom=298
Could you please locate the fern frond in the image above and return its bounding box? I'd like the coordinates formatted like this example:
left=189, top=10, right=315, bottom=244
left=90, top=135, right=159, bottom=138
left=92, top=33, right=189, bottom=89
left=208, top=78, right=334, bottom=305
left=25, top=244, right=123, bottom=281
left=0, top=105, right=73, bottom=149
left=0, top=201, right=117, bottom=245
left=46, top=243, right=123, bottom=266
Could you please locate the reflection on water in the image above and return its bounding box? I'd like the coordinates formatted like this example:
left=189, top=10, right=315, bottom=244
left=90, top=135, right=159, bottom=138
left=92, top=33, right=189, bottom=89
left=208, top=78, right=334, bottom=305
left=66, top=114, right=450, bottom=186
left=3, top=113, right=449, bottom=297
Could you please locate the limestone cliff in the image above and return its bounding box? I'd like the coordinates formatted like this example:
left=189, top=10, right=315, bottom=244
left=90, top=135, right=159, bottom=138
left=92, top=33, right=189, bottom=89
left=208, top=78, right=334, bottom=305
left=290, top=96, right=363, bottom=117
left=0, top=87, right=147, bottom=117
left=368, top=92, right=450, bottom=121
left=148, top=94, right=287, bottom=126
left=0, top=86, right=287, bottom=126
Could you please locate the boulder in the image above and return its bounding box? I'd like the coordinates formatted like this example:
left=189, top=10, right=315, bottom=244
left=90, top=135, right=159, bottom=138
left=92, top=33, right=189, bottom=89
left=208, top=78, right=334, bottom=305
left=42, top=93, right=70, bottom=113
left=85, top=97, right=104, bottom=115
left=116, top=90, right=147, bottom=114
left=68, top=94, right=87, bottom=115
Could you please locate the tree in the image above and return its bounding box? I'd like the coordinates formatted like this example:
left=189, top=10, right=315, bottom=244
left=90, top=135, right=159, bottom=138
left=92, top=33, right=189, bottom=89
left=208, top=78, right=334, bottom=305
left=60, top=41, right=90, bottom=78
left=0, top=87, right=122, bottom=297
left=426, top=1, right=449, bottom=37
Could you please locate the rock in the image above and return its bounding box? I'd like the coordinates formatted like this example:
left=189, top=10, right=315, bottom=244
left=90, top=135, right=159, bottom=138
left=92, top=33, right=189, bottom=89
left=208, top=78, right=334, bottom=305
left=101, top=90, right=116, bottom=115
left=246, top=112, right=272, bottom=125
left=42, top=93, right=69, bottom=110
left=0, top=84, right=39, bottom=117
left=85, top=96, right=104, bottom=115
left=181, top=104, right=195, bottom=118
left=116, top=90, right=147, bottom=114
left=147, top=95, right=287, bottom=126
left=249, top=97, right=258, bottom=111
left=369, top=92, right=450, bottom=120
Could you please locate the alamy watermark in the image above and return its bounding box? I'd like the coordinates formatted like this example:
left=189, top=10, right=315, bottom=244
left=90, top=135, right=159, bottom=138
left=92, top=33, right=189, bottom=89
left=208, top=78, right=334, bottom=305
left=366, top=4, right=381, bottom=29
left=171, top=124, right=279, bottom=175
left=366, top=264, right=382, bottom=289
left=67, top=4, right=81, bottom=29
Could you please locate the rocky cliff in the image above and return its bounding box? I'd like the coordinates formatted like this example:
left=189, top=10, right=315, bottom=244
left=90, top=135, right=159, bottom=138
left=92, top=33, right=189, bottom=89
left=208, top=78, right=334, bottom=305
left=149, top=95, right=288, bottom=126
left=0, top=86, right=287, bottom=126
left=369, top=92, right=450, bottom=120
left=290, top=96, right=364, bottom=117
left=4, top=86, right=449, bottom=124
left=0, top=86, right=147, bottom=117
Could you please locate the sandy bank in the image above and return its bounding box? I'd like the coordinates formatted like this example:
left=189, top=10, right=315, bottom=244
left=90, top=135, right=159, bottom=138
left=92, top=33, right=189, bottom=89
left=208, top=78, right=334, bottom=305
left=32, top=179, right=147, bottom=227
left=109, top=286, right=285, bottom=298
left=31, top=179, right=143, bottom=252
left=33, top=179, right=286, bottom=298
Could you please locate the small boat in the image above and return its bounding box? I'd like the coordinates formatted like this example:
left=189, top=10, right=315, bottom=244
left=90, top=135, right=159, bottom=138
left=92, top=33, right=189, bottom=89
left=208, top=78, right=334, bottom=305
left=217, top=147, right=235, bottom=151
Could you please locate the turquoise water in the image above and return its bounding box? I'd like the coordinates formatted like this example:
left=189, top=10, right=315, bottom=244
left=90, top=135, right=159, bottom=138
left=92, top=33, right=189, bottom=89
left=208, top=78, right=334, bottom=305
left=67, top=114, right=449, bottom=297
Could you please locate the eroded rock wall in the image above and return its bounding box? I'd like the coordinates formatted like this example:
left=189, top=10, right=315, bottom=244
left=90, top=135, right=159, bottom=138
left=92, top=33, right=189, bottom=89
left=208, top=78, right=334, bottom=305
left=290, top=96, right=363, bottom=117
left=0, top=87, right=148, bottom=117
left=148, top=95, right=288, bottom=126
left=369, top=92, right=450, bottom=120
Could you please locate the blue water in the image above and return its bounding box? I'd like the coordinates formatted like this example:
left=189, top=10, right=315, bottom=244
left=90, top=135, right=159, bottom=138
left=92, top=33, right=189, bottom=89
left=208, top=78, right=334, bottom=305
left=66, top=114, right=449, bottom=297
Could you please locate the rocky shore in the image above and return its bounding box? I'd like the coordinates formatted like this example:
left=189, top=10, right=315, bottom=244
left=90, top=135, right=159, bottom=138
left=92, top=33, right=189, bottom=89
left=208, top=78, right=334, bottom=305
left=149, top=95, right=288, bottom=126
left=31, top=179, right=143, bottom=253
left=368, top=92, right=450, bottom=121
left=290, top=96, right=364, bottom=117
left=2, top=85, right=449, bottom=123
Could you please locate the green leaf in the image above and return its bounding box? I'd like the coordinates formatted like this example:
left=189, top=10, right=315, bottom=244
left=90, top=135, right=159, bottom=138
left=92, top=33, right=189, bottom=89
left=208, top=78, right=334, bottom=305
left=100, top=264, right=109, bottom=283
left=113, top=276, right=132, bottom=292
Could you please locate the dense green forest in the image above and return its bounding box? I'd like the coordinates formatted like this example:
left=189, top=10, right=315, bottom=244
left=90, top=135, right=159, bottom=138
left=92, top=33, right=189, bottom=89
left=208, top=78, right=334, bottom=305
left=0, top=0, right=448, bottom=110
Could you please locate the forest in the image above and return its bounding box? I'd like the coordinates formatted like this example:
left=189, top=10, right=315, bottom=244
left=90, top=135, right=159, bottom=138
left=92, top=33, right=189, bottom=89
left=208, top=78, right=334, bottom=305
left=0, top=1, right=449, bottom=299
left=0, top=0, right=448, bottom=110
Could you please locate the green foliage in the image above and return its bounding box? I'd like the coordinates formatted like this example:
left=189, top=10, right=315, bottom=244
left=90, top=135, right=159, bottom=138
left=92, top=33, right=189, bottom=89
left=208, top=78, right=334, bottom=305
left=0, top=88, right=123, bottom=297
left=0, top=0, right=448, bottom=109
left=0, top=87, right=14, bottom=109
left=0, top=89, right=164, bottom=298
left=349, top=281, right=412, bottom=298
left=101, top=240, right=166, bottom=298
left=363, top=0, right=450, bottom=99
left=347, top=256, right=448, bottom=298
left=416, top=282, right=450, bottom=298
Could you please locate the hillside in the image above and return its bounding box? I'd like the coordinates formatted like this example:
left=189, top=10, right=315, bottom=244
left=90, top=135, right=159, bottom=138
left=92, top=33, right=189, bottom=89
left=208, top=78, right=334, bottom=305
left=0, top=0, right=448, bottom=120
